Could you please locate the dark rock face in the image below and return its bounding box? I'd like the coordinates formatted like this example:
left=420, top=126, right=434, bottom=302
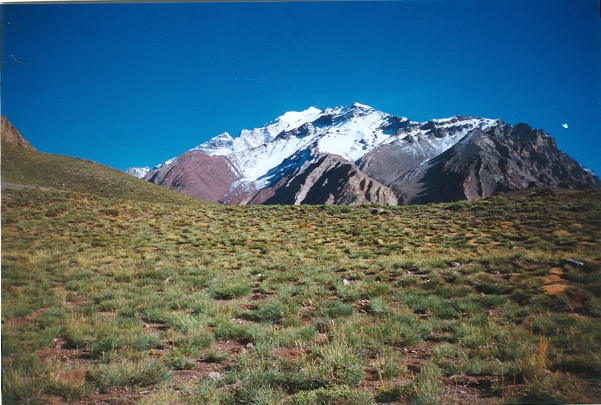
left=246, top=154, right=398, bottom=206
left=359, top=136, right=440, bottom=186
left=144, top=151, right=241, bottom=202
left=1, top=117, right=35, bottom=150
left=387, top=124, right=601, bottom=205
left=359, top=118, right=500, bottom=187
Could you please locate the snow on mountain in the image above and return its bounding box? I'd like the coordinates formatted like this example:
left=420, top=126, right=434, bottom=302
left=194, top=107, right=323, bottom=156
left=314, top=105, right=391, bottom=161
left=192, top=132, right=234, bottom=155
left=377, top=117, right=500, bottom=156
left=145, top=103, right=505, bottom=194
left=245, top=106, right=323, bottom=147
left=223, top=103, right=391, bottom=187
left=125, top=166, right=151, bottom=179
left=233, top=131, right=318, bottom=189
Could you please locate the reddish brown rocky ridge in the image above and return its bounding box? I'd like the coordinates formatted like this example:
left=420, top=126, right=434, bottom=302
left=1, top=116, right=35, bottom=150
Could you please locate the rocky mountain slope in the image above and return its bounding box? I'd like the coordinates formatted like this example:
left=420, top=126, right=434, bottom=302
left=390, top=124, right=601, bottom=205
left=244, top=152, right=397, bottom=206
left=1, top=116, right=35, bottom=150
left=129, top=104, right=601, bottom=205
left=145, top=152, right=241, bottom=202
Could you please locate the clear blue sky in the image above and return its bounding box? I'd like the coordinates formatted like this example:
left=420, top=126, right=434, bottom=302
left=2, top=1, right=600, bottom=175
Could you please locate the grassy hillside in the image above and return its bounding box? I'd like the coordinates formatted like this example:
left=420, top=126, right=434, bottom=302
left=2, top=143, right=601, bottom=404
left=1, top=141, right=200, bottom=205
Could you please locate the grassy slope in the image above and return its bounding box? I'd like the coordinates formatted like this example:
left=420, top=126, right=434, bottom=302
left=1, top=141, right=201, bottom=205
left=2, top=143, right=601, bottom=404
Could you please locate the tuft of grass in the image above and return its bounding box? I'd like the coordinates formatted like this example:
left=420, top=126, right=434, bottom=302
left=412, top=362, right=445, bottom=405
left=374, top=349, right=406, bottom=380
left=287, top=385, right=374, bottom=405
left=164, top=348, right=197, bottom=370
left=375, top=382, right=408, bottom=403
left=88, top=360, right=172, bottom=392
left=249, top=298, right=298, bottom=324
left=316, top=340, right=366, bottom=386
left=210, top=283, right=252, bottom=300
left=204, top=349, right=228, bottom=363
left=1, top=369, right=48, bottom=405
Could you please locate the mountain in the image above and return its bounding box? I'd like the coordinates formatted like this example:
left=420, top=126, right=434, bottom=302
left=145, top=152, right=241, bottom=202
left=390, top=124, right=601, bottom=205
left=1, top=116, right=35, bottom=150
left=244, top=152, right=398, bottom=206
left=129, top=104, right=601, bottom=205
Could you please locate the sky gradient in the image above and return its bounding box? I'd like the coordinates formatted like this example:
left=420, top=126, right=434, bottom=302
left=2, top=1, right=600, bottom=176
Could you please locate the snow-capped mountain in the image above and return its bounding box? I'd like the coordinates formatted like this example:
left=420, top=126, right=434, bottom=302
left=125, top=166, right=151, bottom=179
left=183, top=103, right=496, bottom=191
left=128, top=103, right=601, bottom=205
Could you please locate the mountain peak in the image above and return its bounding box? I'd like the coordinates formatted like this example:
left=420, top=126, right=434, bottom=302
left=192, top=132, right=234, bottom=155
left=351, top=102, right=373, bottom=110
left=236, top=107, right=324, bottom=151
left=1, top=116, right=35, bottom=150
left=274, top=107, right=322, bottom=127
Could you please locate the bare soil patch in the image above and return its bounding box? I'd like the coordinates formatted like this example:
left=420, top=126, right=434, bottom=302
left=272, top=347, right=307, bottom=361
left=542, top=284, right=568, bottom=296
left=400, top=341, right=437, bottom=372
left=36, top=338, right=89, bottom=362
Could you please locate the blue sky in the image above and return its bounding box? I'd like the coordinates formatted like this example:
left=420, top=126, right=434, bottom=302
left=2, top=1, right=600, bottom=176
